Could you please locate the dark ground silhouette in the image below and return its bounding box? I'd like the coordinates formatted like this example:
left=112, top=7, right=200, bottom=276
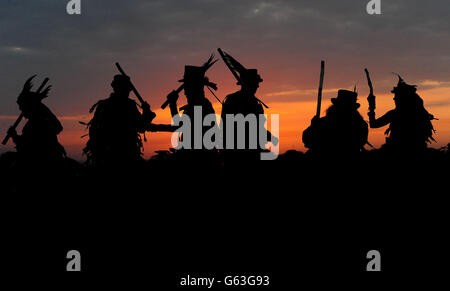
left=1, top=145, right=449, bottom=287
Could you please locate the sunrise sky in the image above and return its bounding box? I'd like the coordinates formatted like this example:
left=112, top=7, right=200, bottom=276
left=1, top=0, right=449, bottom=160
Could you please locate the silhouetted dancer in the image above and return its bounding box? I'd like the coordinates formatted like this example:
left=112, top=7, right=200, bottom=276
left=154, top=54, right=219, bottom=162
left=218, top=49, right=277, bottom=163
left=83, top=74, right=155, bottom=168
left=303, top=90, right=368, bottom=159
left=6, top=76, right=66, bottom=167
left=367, top=75, right=436, bottom=153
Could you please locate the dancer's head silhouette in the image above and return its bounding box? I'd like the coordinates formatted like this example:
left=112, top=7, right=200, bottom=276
left=111, top=74, right=132, bottom=98
left=178, top=55, right=218, bottom=104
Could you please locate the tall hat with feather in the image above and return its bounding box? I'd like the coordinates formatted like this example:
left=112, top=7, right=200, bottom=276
left=391, top=73, right=417, bottom=94
left=178, top=54, right=218, bottom=91
left=331, top=89, right=360, bottom=109
left=220, top=50, right=263, bottom=86
left=17, top=75, right=52, bottom=105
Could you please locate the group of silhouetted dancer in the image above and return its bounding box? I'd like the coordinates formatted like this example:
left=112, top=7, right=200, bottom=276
left=1, top=50, right=441, bottom=175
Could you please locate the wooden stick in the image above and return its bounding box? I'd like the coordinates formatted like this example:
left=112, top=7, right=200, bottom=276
left=115, top=62, right=145, bottom=105
left=365, top=68, right=373, bottom=95
left=161, top=84, right=184, bottom=109
left=316, top=61, right=325, bottom=117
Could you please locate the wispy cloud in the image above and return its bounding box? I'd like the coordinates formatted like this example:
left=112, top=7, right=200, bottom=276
left=0, top=46, right=34, bottom=55
left=265, top=88, right=340, bottom=97
left=0, top=115, right=17, bottom=120
left=426, top=101, right=450, bottom=107
left=0, top=114, right=91, bottom=121
left=59, top=114, right=92, bottom=121
left=419, top=80, right=450, bottom=88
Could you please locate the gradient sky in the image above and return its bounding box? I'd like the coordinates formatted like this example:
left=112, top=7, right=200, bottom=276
left=1, top=0, right=449, bottom=160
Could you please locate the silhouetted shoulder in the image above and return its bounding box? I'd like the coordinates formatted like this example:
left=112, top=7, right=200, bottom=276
left=223, top=91, right=243, bottom=104
left=90, top=98, right=108, bottom=114
left=222, top=91, right=263, bottom=116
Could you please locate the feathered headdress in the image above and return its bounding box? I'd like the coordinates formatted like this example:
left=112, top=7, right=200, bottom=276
left=178, top=54, right=218, bottom=90
left=202, top=54, right=219, bottom=72
left=17, top=75, right=52, bottom=104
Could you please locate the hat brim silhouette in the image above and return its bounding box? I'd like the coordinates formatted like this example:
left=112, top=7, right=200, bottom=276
left=331, top=90, right=360, bottom=108
left=178, top=54, right=218, bottom=84
left=331, top=98, right=360, bottom=109
left=237, top=69, right=263, bottom=85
